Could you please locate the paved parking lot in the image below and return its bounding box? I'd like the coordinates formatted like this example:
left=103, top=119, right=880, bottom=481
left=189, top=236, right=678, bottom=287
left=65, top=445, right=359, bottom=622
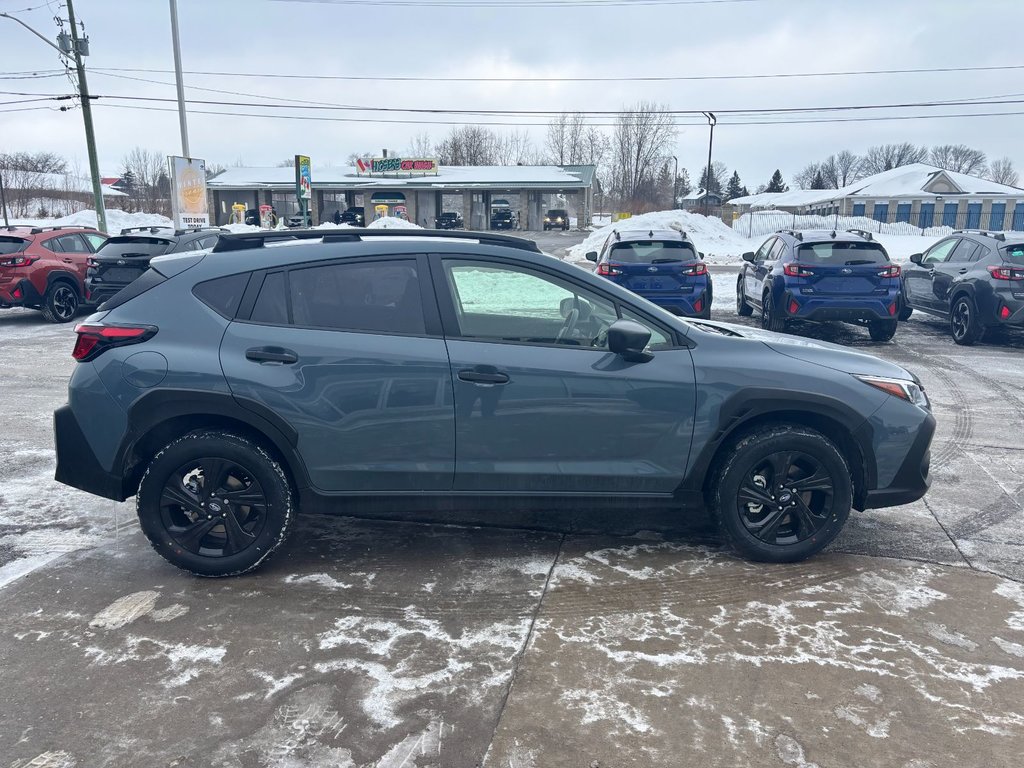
left=1, top=235, right=1023, bottom=767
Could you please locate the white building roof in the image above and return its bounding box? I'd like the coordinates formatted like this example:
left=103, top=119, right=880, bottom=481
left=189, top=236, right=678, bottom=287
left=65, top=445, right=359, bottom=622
left=207, top=164, right=593, bottom=190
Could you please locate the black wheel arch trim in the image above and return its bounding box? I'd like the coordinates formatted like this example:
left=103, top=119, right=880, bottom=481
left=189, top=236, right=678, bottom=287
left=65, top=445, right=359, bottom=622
left=679, top=388, right=877, bottom=506
left=46, top=269, right=83, bottom=295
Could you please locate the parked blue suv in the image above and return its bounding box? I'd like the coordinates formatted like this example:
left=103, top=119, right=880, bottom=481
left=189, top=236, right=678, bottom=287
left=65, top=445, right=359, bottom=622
left=587, top=228, right=712, bottom=318
left=737, top=229, right=901, bottom=341
left=54, top=229, right=934, bottom=576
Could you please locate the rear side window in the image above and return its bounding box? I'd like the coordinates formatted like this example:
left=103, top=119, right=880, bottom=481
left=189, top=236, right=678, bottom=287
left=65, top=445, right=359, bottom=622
left=52, top=233, right=89, bottom=253
left=609, top=240, right=696, bottom=264
left=97, top=238, right=170, bottom=258
left=289, top=260, right=425, bottom=335
left=0, top=237, right=28, bottom=255
left=796, top=242, right=890, bottom=264
left=948, top=240, right=981, bottom=263
left=192, top=273, right=250, bottom=319
left=99, top=268, right=167, bottom=311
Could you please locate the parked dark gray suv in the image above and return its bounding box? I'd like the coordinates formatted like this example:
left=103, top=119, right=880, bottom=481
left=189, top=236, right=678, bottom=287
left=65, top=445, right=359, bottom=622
left=54, top=229, right=935, bottom=576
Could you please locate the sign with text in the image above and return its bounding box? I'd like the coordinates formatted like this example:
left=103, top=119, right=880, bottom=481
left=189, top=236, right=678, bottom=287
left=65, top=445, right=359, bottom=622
left=356, top=157, right=438, bottom=176
left=168, top=156, right=209, bottom=229
left=295, top=155, right=312, bottom=201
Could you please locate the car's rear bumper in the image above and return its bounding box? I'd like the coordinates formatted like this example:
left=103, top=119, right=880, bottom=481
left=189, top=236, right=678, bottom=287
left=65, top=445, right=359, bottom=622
left=53, top=404, right=130, bottom=501
left=862, top=409, right=935, bottom=509
left=642, top=287, right=712, bottom=317
left=991, top=292, right=1024, bottom=326
left=84, top=280, right=125, bottom=305
left=0, top=278, right=43, bottom=307
left=787, top=290, right=898, bottom=322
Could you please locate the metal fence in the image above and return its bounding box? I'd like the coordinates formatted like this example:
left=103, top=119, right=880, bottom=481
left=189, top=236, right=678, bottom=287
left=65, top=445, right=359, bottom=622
left=733, top=209, right=1024, bottom=240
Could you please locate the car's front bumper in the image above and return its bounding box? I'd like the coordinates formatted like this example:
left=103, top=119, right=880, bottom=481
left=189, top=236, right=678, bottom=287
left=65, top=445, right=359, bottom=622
left=858, top=403, right=935, bottom=509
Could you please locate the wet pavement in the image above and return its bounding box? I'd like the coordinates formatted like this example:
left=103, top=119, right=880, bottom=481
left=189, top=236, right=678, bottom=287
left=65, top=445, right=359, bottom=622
left=2, top=244, right=1024, bottom=766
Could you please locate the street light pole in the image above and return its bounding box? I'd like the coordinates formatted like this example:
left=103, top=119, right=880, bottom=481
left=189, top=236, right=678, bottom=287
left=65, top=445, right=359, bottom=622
left=65, top=0, right=107, bottom=234
left=671, top=155, right=678, bottom=209
left=702, top=112, right=716, bottom=217
left=169, top=0, right=190, bottom=157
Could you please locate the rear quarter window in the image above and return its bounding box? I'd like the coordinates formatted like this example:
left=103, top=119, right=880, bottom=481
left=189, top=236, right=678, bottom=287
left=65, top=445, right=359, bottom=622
left=797, top=242, right=890, bottom=264
left=192, top=273, right=251, bottom=319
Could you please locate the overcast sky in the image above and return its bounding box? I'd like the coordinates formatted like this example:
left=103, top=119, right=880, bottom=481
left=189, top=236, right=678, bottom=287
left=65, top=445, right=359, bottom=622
left=2, top=0, right=1023, bottom=187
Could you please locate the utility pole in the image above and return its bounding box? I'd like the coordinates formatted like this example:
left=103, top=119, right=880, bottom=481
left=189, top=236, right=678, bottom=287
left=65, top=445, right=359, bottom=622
left=671, top=155, right=678, bottom=209
left=702, top=112, right=716, bottom=217
left=169, top=0, right=190, bottom=157
left=65, top=0, right=107, bottom=234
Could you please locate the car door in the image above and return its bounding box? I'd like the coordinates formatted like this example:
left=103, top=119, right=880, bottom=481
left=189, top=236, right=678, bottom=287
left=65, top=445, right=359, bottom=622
left=929, top=239, right=980, bottom=313
left=904, top=238, right=958, bottom=311
left=433, top=255, right=697, bottom=494
left=47, top=233, right=93, bottom=284
left=746, top=238, right=779, bottom=308
left=218, top=255, right=455, bottom=492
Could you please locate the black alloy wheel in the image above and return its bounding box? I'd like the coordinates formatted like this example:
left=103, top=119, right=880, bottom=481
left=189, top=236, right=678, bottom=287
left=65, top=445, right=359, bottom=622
left=950, top=295, right=984, bottom=345
left=736, top=451, right=834, bottom=546
left=43, top=283, right=79, bottom=323
left=761, top=291, right=786, bottom=332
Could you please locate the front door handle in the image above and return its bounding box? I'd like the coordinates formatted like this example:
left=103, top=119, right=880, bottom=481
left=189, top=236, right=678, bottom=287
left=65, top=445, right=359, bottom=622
left=246, top=346, right=298, bottom=364
left=458, top=369, right=509, bottom=385
left=62, top=257, right=74, bottom=264
left=958, top=268, right=968, bottom=275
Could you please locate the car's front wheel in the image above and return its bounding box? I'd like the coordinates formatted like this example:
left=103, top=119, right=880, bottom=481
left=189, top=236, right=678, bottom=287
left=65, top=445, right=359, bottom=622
left=136, top=431, right=294, bottom=576
left=950, top=295, right=984, bottom=345
left=736, top=278, right=753, bottom=316
left=712, top=425, right=852, bottom=563
left=41, top=281, right=79, bottom=323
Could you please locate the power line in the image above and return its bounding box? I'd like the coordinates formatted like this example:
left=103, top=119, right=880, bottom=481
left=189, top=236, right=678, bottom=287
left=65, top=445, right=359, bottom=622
left=87, top=62, right=1024, bottom=84
left=272, top=0, right=762, bottom=7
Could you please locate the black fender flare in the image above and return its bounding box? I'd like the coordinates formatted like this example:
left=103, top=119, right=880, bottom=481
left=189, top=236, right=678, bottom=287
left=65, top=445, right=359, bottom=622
left=46, top=269, right=82, bottom=296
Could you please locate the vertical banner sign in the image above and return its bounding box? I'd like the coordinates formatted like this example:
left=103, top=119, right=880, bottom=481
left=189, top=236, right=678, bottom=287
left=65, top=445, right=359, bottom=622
left=168, top=156, right=209, bottom=229
left=295, top=154, right=312, bottom=225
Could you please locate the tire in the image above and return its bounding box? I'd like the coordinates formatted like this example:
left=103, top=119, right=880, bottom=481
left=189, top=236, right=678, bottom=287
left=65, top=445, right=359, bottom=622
left=950, top=294, right=984, bottom=346
left=41, top=281, right=79, bottom=323
left=712, top=425, right=852, bottom=563
left=761, top=291, right=787, bottom=332
left=868, top=319, right=898, bottom=342
left=898, top=300, right=913, bottom=321
left=736, top=278, right=753, bottom=316
left=136, top=431, right=295, bottom=577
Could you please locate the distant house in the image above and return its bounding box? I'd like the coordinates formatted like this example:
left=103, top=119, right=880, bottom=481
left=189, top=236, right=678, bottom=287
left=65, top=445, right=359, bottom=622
left=679, top=189, right=723, bottom=211
left=726, top=164, right=1024, bottom=230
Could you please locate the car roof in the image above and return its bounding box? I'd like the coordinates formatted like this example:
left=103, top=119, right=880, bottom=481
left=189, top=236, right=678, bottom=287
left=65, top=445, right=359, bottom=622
left=1, top=225, right=100, bottom=238
left=953, top=230, right=1024, bottom=246
left=611, top=228, right=693, bottom=243
left=776, top=229, right=880, bottom=245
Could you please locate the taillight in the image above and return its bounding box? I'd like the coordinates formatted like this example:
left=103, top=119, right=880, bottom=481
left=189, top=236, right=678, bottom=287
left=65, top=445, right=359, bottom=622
left=989, top=265, right=1024, bottom=280
left=72, top=323, right=157, bottom=362
left=597, top=263, right=622, bottom=276
left=788, top=300, right=800, bottom=314
left=1, top=255, right=37, bottom=268
left=783, top=263, right=814, bottom=277
left=877, top=265, right=901, bottom=278
left=681, top=262, right=708, bottom=276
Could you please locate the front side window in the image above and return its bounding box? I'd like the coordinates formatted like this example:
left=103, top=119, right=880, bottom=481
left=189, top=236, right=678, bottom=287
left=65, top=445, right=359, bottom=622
left=923, top=239, right=959, bottom=264
left=754, top=238, right=774, bottom=262
left=767, top=239, right=787, bottom=261
left=289, top=259, right=425, bottom=335
left=444, top=261, right=618, bottom=347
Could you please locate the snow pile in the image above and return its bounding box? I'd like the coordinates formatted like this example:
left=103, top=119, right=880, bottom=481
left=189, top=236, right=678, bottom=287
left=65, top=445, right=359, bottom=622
left=569, top=210, right=754, bottom=263
left=366, top=216, right=422, bottom=230
left=221, top=223, right=261, bottom=234
left=59, top=209, right=172, bottom=233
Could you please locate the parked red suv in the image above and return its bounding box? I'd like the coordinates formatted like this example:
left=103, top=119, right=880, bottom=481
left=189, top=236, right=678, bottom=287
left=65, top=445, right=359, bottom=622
left=0, top=226, right=108, bottom=323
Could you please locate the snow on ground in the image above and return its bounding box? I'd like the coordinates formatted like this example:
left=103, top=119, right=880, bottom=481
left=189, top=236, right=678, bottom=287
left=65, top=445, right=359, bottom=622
left=570, top=210, right=755, bottom=264
left=9, top=209, right=173, bottom=233
left=365, top=216, right=421, bottom=230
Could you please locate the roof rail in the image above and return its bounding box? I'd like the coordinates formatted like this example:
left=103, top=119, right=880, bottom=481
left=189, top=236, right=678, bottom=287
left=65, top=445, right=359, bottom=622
left=28, top=225, right=97, bottom=234
left=119, top=225, right=175, bottom=236
left=846, top=228, right=874, bottom=241
left=955, top=229, right=1006, bottom=242
left=776, top=229, right=803, bottom=241
left=211, top=228, right=542, bottom=254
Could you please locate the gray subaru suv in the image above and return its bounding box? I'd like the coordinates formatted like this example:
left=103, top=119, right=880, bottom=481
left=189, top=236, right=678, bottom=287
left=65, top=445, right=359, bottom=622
left=54, top=229, right=935, bottom=576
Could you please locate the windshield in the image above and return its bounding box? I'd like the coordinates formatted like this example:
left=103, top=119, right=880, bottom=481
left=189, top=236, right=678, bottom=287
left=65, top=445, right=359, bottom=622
left=1002, top=243, right=1024, bottom=264
left=796, top=242, right=890, bottom=265
left=609, top=240, right=697, bottom=264
left=96, top=238, right=170, bottom=258
left=0, top=237, right=28, bottom=256
left=546, top=210, right=567, bottom=217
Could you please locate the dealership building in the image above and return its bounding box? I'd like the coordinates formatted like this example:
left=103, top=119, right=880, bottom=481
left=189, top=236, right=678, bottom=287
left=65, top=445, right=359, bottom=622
left=205, top=160, right=597, bottom=230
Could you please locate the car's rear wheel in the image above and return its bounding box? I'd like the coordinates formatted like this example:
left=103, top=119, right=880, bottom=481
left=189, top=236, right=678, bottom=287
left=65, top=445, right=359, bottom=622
left=712, top=425, right=852, bottom=563
left=868, top=319, right=898, bottom=342
left=736, top=278, right=753, bottom=316
left=41, top=282, right=79, bottom=323
left=761, top=291, right=786, bottom=332
left=136, top=431, right=294, bottom=577
left=950, top=295, right=984, bottom=346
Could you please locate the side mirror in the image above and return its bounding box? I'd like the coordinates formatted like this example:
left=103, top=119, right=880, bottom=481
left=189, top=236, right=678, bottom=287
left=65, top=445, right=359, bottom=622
left=585, top=251, right=598, bottom=262
left=742, top=251, right=756, bottom=263
left=910, top=253, right=923, bottom=265
left=608, top=319, right=653, bottom=363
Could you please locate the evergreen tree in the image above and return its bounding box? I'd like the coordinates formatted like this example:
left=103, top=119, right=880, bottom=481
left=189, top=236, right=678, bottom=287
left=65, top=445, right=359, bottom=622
left=810, top=170, right=826, bottom=190
left=674, top=168, right=692, bottom=205
left=698, top=165, right=723, bottom=195
left=741, top=186, right=751, bottom=197
left=724, top=171, right=745, bottom=201
left=765, top=169, right=788, bottom=193
left=656, top=162, right=674, bottom=209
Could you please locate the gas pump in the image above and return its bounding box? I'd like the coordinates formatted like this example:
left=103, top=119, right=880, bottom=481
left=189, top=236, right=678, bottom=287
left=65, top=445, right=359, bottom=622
left=393, top=204, right=408, bottom=221
left=230, top=203, right=246, bottom=225
left=374, top=204, right=390, bottom=220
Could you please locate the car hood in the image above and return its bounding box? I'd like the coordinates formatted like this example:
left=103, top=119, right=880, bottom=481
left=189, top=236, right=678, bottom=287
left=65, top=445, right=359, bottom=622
left=686, top=318, right=915, bottom=380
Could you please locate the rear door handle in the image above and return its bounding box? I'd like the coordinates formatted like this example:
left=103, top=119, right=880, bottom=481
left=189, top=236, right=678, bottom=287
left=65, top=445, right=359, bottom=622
left=458, top=369, right=509, bottom=385
left=246, top=346, right=298, bottom=364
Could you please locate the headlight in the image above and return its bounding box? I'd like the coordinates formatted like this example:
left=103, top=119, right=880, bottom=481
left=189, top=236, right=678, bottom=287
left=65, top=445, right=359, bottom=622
left=854, top=374, right=929, bottom=408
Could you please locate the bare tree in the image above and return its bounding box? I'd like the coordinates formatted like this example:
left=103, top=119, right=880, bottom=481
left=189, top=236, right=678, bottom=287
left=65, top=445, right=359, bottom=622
left=793, top=162, right=821, bottom=190
left=987, top=157, right=1020, bottom=187
left=434, top=126, right=499, bottom=165
left=122, top=147, right=168, bottom=215
left=492, top=130, right=537, bottom=165
left=860, top=143, right=928, bottom=175
left=929, top=144, right=988, bottom=176
left=611, top=101, right=677, bottom=206
left=406, top=132, right=434, bottom=157
left=821, top=151, right=861, bottom=188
